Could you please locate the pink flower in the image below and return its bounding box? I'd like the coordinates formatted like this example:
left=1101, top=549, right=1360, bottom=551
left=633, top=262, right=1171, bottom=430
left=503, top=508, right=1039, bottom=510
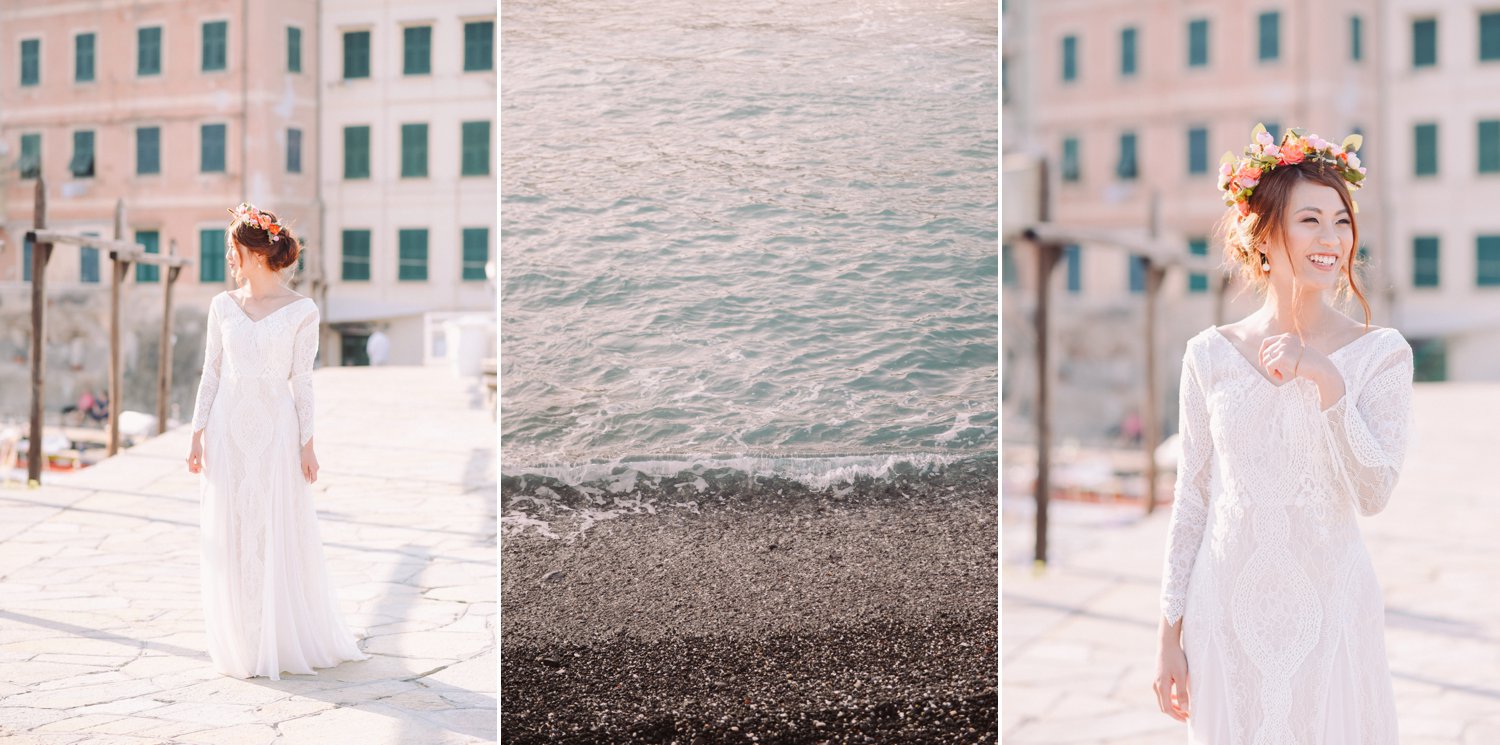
left=1238, top=177, right=1259, bottom=189
left=1264, top=145, right=1281, bottom=160
left=1220, top=162, right=1234, bottom=178
left=1281, top=148, right=1306, bottom=165
left=1238, top=201, right=1252, bottom=217
left=1256, top=131, right=1275, bottom=147
left=1347, top=153, right=1361, bottom=169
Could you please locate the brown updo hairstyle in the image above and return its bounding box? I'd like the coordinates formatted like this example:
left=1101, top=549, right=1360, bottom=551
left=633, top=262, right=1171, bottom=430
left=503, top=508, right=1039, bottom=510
left=1214, top=158, right=1372, bottom=327
left=229, top=208, right=301, bottom=273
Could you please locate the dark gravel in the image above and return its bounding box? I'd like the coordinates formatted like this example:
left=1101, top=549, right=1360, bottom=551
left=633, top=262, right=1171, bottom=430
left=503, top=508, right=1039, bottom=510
left=501, top=468, right=998, bottom=743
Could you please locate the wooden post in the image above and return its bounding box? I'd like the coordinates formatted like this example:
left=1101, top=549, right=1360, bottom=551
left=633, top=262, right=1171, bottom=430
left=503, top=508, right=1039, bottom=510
left=1144, top=261, right=1168, bottom=514
left=157, top=239, right=180, bottom=435
left=1033, top=242, right=1061, bottom=566
left=107, top=200, right=126, bottom=456
left=26, top=179, right=49, bottom=486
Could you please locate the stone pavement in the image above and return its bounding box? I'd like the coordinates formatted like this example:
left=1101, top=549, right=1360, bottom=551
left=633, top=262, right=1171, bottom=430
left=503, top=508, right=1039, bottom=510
left=1003, top=383, right=1500, bottom=744
left=0, top=366, right=496, bottom=744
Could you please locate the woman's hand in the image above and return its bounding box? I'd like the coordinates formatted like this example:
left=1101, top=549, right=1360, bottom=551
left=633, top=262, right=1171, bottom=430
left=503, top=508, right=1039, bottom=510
left=1155, top=619, right=1191, bottom=722
left=187, top=432, right=205, bottom=474
left=301, top=441, right=319, bottom=484
left=1260, top=332, right=1345, bottom=408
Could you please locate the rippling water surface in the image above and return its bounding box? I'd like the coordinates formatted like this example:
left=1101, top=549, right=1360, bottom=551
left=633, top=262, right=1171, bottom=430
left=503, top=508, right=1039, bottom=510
left=501, top=0, right=997, bottom=494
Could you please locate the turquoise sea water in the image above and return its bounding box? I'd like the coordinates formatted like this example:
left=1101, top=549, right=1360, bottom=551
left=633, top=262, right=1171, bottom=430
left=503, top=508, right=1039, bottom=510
left=501, top=0, right=997, bottom=503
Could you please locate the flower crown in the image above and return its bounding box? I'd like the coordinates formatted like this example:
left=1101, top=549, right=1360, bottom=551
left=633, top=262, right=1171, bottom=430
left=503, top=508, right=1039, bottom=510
left=228, top=202, right=285, bottom=242
left=1218, top=124, right=1367, bottom=218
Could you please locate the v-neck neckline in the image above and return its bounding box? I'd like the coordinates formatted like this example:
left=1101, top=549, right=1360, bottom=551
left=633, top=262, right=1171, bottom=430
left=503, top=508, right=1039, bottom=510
left=225, top=292, right=308, bottom=324
left=1210, top=325, right=1385, bottom=388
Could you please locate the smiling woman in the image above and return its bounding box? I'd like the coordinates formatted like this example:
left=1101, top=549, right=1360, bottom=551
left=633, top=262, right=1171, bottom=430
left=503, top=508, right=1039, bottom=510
left=1153, top=126, right=1414, bottom=744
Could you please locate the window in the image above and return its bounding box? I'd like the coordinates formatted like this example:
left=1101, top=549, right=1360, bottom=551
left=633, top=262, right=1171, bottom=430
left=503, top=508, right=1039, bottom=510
left=70, top=131, right=95, bottom=178
left=19, top=133, right=40, bottom=179
left=76, top=33, right=95, bottom=82
left=398, top=229, right=428, bottom=281
left=287, top=128, right=302, bottom=173
left=200, top=229, right=226, bottom=283
left=464, top=21, right=494, bottom=71
left=1188, top=238, right=1209, bottom=293
left=1187, top=19, right=1209, bottom=67
left=1187, top=127, right=1208, bottom=174
left=139, top=27, right=162, bottom=76
left=81, top=233, right=100, bottom=284
left=1117, top=131, right=1138, bottom=180
left=461, top=121, right=490, bottom=176
left=1410, top=338, right=1447, bottom=382
left=1413, top=236, right=1440, bottom=287
left=401, top=123, right=428, bottom=178
left=1414, top=123, right=1438, bottom=176
left=1351, top=16, right=1363, bottom=62
left=1258, top=11, right=1280, bottom=62
left=462, top=228, right=489, bottom=281
left=344, top=126, right=371, bottom=179
left=341, top=230, right=371, bottom=281
left=1002, top=243, right=1018, bottom=288
left=287, top=27, right=302, bottom=73
left=23, top=236, right=32, bottom=283
left=20, top=39, right=40, bottom=86
left=1480, top=236, right=1500, bottom=286
left=1128, top=255, right=1147, bottom=294
left=1481, top=120, right=1500, bottom=173
left=1121, top=27, right=1137, bottom=77
left=1061, top=137, right=1080, bottom=182
left=1413, top=19, right=1437, bottom=68
left=1483, top=12, right=1500, bottom=61
left=404, top=26, right=431, bottom=75
left=201, top=124, right=226, bottom=173
left=340, top=333, right=371, bottom=366
left=1064, top=244, right=1081, bottom=293
left=203, top=20, right=227, bottom=71
left=343, top=31, right=370, bottom=79
left=137, top=126, right=160, bottom=175
left=136, top=231, right=160, bottom=283
left=1061, top=35, right=1077, bottom=82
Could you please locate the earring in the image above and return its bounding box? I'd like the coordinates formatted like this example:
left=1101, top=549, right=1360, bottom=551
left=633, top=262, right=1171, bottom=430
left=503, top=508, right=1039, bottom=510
left=1260, top=252, right=1270, bottom=272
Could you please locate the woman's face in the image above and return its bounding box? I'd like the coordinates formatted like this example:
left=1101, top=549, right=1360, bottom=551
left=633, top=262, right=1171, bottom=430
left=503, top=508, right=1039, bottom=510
left=225, top=237, right=261, bottom=284
left=1264, top=179, right=1354, bottom=294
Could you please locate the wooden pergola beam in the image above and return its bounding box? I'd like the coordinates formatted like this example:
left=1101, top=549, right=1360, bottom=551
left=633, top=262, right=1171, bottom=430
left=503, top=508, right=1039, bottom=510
left=24, top=230, right=192, bottom=267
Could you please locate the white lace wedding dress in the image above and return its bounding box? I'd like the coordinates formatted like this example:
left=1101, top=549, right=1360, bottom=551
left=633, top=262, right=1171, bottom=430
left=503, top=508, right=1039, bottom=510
left=1160, top=325, right=1414, bottom=744
left=191, top=291, right=368, bottom=680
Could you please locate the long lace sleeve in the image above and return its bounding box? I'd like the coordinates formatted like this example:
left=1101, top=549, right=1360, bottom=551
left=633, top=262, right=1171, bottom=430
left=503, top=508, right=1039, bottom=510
left=191, top=298, right=223, bottom=433
left=1317, top=336, right=1414, bottom=517
left=1160, top=338, right=1214, bottom=627
left=290, top=305, right=320, bottom=448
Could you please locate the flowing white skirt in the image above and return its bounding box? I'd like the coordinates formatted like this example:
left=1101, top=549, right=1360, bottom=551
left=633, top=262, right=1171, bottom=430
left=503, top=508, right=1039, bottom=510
left=198, top=375, right=368, bottom=680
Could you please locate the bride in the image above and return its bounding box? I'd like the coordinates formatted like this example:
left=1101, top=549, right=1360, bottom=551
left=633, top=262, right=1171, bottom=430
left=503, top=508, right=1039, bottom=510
left=185, top=202, right=368, bottom=679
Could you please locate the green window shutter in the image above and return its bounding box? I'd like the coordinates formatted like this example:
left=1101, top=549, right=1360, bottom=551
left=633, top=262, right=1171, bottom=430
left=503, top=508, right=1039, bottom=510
left=462, top=228, right=489, bottom=281
left=80, top=233, right=100, bottom=284
left=1128, top=255, right=1146, bottom=293
left=1061, top=137, right=1080, bottom=182
left=19, top=133, right=41, bottom=179
left=1117, top=131, right=1137, bottom=180
left=288, top=27, right=302, bottom=73
left=398, top=229, right=428, bottom=281
left=1482, top=13, right=1500, bottom=61
left=1479, top=236, right=1500, bottom=286
left=1413, top=237, right=1440, bottom=287
left=464, top=21, right=494, bottom=71
left=203, top=21, right=227, bottom=71
left=1188, top=238, right=1209, bottom=293
left=1258, top=12, right=1280, bottom=61
left=200, top=229, right=226, bottom=283
left=137, top=127, right=160, bottom=175
left=21, top=39, right=40, bottom=86
left=1410, top=338, right=1447, bottom=382
left=1064, top=244, right=1082, bottom=293
left=404, top=26, right=431, bottom=75
left=23, top=236, right=32, bottom=283
left=1061, top=35, right=1077, bottom=81
left=1481, top=120, right=1500, bottom=174
left=1351, top=16, right=1363, bottom=62
left=1187, top=19, right=1208, bottom=67
left=76, top=33, right=95, bottom=82
left=1414, top=123, right=1438, bottom=176
left=344, top=126, right=370, bottom=179
left=1187, top=127, right=1208, bottom=174
left=201, top=124, right=226, bottom=173
left=70, top=131, right=95, bottom=178
left=341, top=230, right=372, bottom=281
left=401, top=123, right=428, bottom=178
left=461, top=121, right=490, bottom=176
left=1413, top=19, right=1437, bottom=68
left=287, top=128, right=302, bottom=173
left=136, top=231, right=160, bottom=283
left=343, top=31, right=370, bottom=79
left=139, top=27, right=162, bottom=76
left=1121, top=27, right=1137, bottom=76
left=1002, top=244, right=1018, bottom=288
